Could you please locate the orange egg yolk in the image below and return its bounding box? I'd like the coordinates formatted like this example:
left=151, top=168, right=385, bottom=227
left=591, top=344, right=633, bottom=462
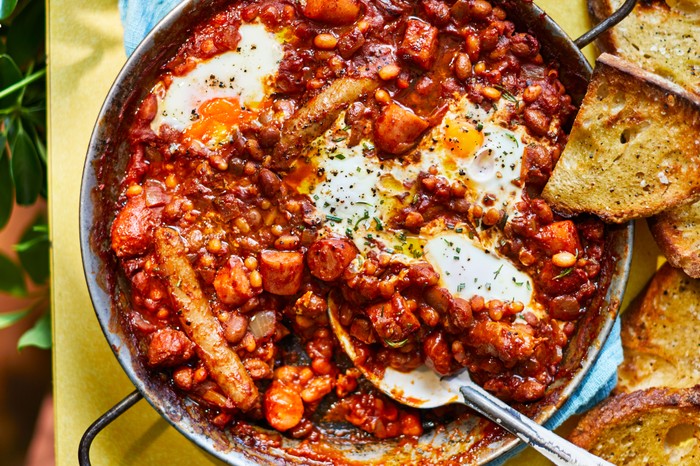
left=184, top=97, right=261, bottom=146
left=444, top=121, right=484, bottom=159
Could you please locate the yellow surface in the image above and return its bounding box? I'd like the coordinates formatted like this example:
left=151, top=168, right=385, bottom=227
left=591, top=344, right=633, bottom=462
left=48, top=1, right=658, bottom=465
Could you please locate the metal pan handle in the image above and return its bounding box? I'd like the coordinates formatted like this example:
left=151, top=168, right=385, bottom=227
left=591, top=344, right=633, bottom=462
left=574, top=0, right=637, bottom=49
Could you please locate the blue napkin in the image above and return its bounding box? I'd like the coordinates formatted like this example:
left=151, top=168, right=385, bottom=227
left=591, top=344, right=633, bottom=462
left=118, top=1, right=624, bottom=461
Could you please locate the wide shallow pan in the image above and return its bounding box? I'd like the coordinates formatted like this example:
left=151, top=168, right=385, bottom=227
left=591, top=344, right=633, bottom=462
left=79, top=0, right=636, bottom=463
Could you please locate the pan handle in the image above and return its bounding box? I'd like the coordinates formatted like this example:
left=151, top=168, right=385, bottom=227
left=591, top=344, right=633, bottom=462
left=574, top=0, right=637, bottom=49
left=78, top=390, right=143, bottom=466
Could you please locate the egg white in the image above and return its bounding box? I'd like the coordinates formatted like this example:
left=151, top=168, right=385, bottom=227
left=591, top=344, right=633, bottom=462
left=150, top=22, right=284, bottom=135
left=291, top=95, right=542, bottom=312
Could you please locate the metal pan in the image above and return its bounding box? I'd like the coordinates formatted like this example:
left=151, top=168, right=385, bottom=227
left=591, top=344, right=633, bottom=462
left=79, top=0, right=636, bottom=463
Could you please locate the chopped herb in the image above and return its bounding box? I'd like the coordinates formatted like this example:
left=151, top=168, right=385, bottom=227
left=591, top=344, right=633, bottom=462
left=354, top=210, right=370, bottom=229
left=334, top=154, right=346, bottom=160
left=505, top=133, right=519, bottom=146
left=341, top=125, right=351, bottom=131
left=554, top=267, right=574, bottom=279
left=332, top=137, right=347, bottom=143
left=384, top=338, right=409, bottom=349
left=345, top=228, right=354, bottom=238
left=363, top=142, right=375, bottom=151
left=526, top=281, right=531, bottom=291
left=453, top=255, right=459, bottom=260
left=493, top=264, right=503, bottom=279
left=455, top=227, right=464, bottom=233
left=476, top=123, right=484, bottom=131
left=513, top=279, right=524, bottom=287
left=373, top=217, right=384, bottom=231
left=495, top=85, right=518, bottom=103
left=355, top=201, right=372, bottom=206
left=485, top=282, right=492, bottom=291
left=326, top=214, right=343, bottom=223
left=456, top=247, right=461, bottom=253
left=457, top=283, right=466, bottom=292
left=313, top=195, right=319, bottom=200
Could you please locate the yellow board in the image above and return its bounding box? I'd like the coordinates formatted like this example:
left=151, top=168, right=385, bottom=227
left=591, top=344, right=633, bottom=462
left=48, top=1, right=659, bottom=464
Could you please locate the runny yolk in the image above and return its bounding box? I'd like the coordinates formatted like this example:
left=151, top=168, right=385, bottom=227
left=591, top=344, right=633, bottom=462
left=184, top=97, right=261, bottom=146
left=443, top=120, right=484, bottom=159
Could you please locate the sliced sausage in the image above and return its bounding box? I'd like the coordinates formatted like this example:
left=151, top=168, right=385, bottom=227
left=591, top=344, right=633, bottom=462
left=259, top=250, right=304, bottom=295
left=111, top=195, right=155, bottom=258
left=307, top=238, right=358, bottom=281
left=214, top=256, right=255, bottom=306
left=147, top=328, right=195, bottom=368
left=374, top=103, right=429, bottom=155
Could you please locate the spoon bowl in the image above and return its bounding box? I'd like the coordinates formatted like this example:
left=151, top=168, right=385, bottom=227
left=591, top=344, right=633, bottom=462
left=328, top=294, right=614, bottom=466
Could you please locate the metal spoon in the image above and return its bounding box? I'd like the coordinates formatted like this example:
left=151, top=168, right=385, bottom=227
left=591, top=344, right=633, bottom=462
left=328, top=297, right=614, bottom=466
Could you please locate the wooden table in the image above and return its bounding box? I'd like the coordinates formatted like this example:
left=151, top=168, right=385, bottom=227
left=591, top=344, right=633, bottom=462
left=48, top=1, right=659, bottom=463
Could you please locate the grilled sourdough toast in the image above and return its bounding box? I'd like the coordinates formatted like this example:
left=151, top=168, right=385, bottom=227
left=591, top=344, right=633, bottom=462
left=649, top=203, right=700, bottom=278
left=569, top=386, right=700, bottom=465
left=617, top=263, right=700, bottom=393
left=588, top=0, right=700, bottom=96
left=541, top=53, right=700, bottom=223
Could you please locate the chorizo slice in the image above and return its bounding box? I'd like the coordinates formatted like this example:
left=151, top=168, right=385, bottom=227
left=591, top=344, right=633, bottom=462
left=259, top=250, right=304, bottom=295
left=111, top=194, right=155, bottom=258
left=147, top=328, right=195, bottom=368
left=374, top=103, right=429, bottom=155
left=307, top=238, right=358, bottom=281
left=154, top=227, right=258, bottom=411
left=398, top=18, right=439, bottom=70
left=213, top=256, right=255, bottom=306
left=274, top=77, right=379, bottom=167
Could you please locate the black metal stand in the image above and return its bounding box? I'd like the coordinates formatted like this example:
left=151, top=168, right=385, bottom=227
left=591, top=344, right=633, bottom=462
left=78, top=390, right=143, bottom=466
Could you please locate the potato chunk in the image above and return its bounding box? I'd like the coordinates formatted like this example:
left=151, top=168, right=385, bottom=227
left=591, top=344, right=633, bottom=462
left=302, top=0, right=361, bottom=25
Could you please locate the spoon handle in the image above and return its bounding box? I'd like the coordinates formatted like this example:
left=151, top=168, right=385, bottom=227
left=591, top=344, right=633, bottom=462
left=459, top=385, right=614, bottom=466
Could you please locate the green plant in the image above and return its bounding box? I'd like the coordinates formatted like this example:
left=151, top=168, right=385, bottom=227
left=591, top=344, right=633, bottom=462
left=0, top=0, right=49, bottom=350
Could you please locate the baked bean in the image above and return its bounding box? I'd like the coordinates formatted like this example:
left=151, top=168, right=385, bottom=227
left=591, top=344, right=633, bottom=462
left=469, top=0, right=492, bottom=19
left=453, top=52, right=472, bottom=81
left=314, top=33, right=338, bottom=50
left=259, top=168, right=281, bottom=197
left=244, top=358, right=272, bottom=379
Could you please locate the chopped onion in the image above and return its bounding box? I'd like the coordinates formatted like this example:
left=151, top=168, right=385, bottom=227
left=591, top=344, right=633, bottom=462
left=249, top=309, right=277, bottom=340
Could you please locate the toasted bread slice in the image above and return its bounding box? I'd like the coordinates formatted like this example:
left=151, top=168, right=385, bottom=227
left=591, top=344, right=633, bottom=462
left=541, top=53, right=700, bottom=223
left=649, top=202, right=700, bottom=278
left=588, top=0, right=700, bottom=96
left=617, top=263, right=700, bottom=393
left=569, top=386, right=700, bottom=465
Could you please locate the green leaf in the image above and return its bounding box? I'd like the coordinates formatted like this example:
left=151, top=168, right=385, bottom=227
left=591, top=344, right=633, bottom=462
left=18, top=311, right=51, bottom=350
left=0, top=54, right=22, bottom=107
left=16, top=213, right=49, bottom=284
left=10, top=122, right=42, bottom=205
left=0, top=308, right=29, bottom=329
left=0, top=251, right=26, bottom=297
left=0, top=0, right=19, bottom=21
left=0, top=135, right=12, bottom=229
left=6, top=0, right=45, bottom=69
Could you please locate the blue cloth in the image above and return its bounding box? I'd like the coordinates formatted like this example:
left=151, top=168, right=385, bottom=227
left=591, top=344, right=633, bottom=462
left=118, top=2, right=624, bottom=462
